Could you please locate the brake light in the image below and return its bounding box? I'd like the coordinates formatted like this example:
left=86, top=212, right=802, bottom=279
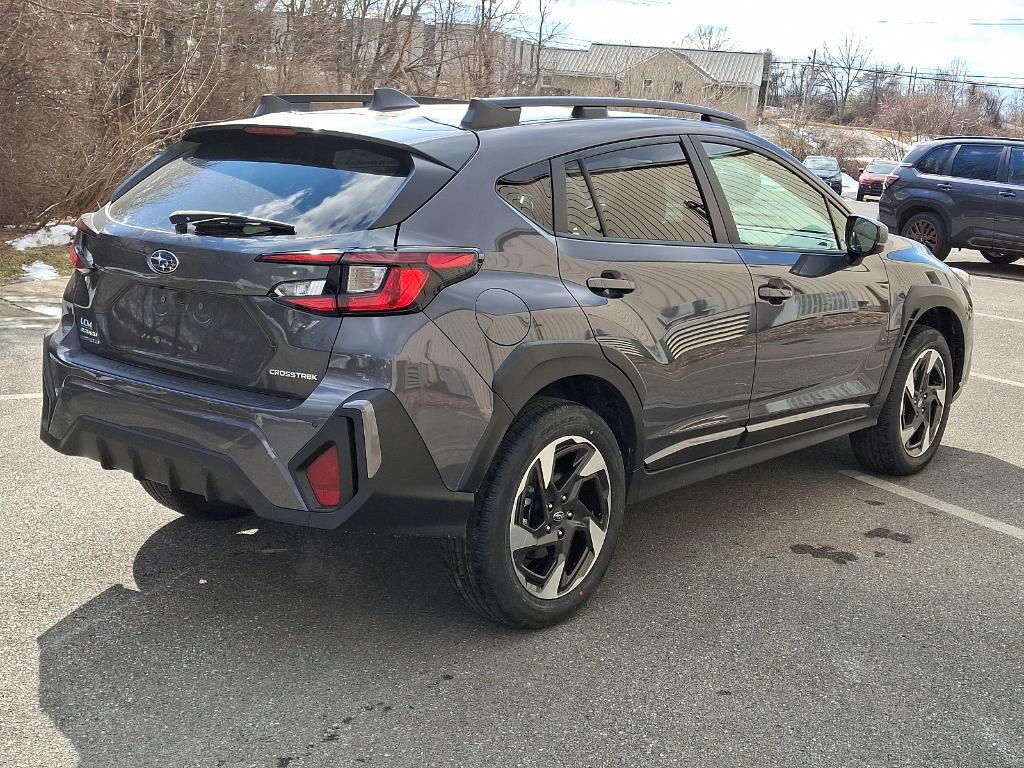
left=69, top=216, right=96, bottom=271
left=882, top=174, right=899, bottom=189
left=265, top=249, right=481, bottom=316
left=305, top=444, right=341, bottom=507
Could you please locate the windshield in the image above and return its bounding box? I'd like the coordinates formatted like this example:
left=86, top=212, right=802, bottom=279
left=108, top=132, right=410, bottom=237
left=865, top=161, right=897, bottom=175
left=804, top=157, right=840, bottom=171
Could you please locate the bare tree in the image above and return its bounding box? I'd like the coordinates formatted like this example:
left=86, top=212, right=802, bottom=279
left=522, top=0, right=565, bottom=94
left=813, top=37, right=871, bottom=121
left=682, top=24, right=732, bottom=51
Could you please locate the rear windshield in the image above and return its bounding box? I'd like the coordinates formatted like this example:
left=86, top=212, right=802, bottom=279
left=108, top=132, right=410, bottom=236
left=865, top=161, right=897, bottom=174
left=804, top=157, right=839, bottom=171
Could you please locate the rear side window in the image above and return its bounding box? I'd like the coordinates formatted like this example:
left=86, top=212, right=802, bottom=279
left=916, top=144, right=954, bottom=175
left=563, top=161, right=602, bottom=237
left=1009, top=148, right=1024, bottom=185
left=581, top=143, right=715, bottom=243
left=496, top=161, right=554, bottom=231
left=109, top=132, right=410, bottom=236
left=950, top=144, right=1003, bottom=181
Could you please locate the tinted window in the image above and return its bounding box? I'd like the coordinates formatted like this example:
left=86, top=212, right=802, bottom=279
left=804, top=156, right=840, bottom=172
left=497, top=161, right=554, bottom=231
left=1008, top=148, right=1024, bottom=185
left=563, top=161, right=602, bottom=237
left=702, top=142, right=840, bottom=250
left=950, top=144, right=1003, bottom=181
left=581, top=143, right=714, bottom=243
left=865, top=161, right=897, bottom=174
left=917, top=144, right=954, bottom=175
left=109, top=133, right=409, bottom=236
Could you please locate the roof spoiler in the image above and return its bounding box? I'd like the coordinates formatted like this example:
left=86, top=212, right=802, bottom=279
left=254, top=88, right=465, bottom=116
left=459, top=96, right=747, bottom=130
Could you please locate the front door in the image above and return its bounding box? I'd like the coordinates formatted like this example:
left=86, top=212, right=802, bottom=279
left=991, top=145, right=1024, bottom=255
left=553, top=138, right=757, bottom=469
left=944, top=142, right=1005, bottom=250
left=695, top=139, right=891, bottom=443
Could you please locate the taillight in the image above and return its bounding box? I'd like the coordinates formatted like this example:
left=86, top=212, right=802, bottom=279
left=69, top=216, right=96, bottom=271
left=305, top=443, right=341, bottom=507
left=882, top=174, right=899, bottom=190
left=263, top=249, right=481, bottom=316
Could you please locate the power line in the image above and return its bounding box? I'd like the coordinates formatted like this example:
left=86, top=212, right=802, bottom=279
left=771, top=59, right=1024, bottom=91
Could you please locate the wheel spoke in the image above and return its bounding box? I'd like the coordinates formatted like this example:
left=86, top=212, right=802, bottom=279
left=509, top=523, right=558, bottom=553
left=556, top=444, right=606, bottom=498
left=587, top=517, right=607, bottom=556
left=536, top=441, right=558, bottom=488
left=537, top=555, right=566, bottom=599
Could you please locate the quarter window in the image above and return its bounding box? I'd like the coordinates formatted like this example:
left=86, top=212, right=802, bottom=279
left=950, top=144, right=1002, bottom=181
left=563, top=161, right=603, bottom=237
left=496, top=161, right=554, bottom=231
left=701, top=142, right=840, bottom=251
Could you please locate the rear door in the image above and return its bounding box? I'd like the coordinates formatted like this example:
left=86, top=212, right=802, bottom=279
left=553, top=137, right=757, bottom=469
left=76, top=129, right=418, bottom=398
left=945, top=143, right=1005, bottom=249
left=694, top=138, right=891, bottom=442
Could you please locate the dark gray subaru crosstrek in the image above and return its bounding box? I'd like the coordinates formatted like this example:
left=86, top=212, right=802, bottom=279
left=42, top=89, right=974, bottom=627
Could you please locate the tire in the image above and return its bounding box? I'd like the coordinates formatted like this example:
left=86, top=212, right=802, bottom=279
left=139, top=479, right=250, bottom=520
left=856, top=189, right=865, bottom=201
left=980, top=250, right=1022, bottom=265
left=901, top=212, right=950, bottom=261
left=850, top=326, right=953, bottom=475
left=444, top=398, right=625, bottom=628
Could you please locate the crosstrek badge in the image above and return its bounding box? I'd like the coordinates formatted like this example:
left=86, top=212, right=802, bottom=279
left=268, top=368, right=318, bottom=381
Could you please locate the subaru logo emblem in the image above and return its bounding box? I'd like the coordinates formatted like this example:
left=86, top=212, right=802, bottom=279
left=551, top=509, right=565, bottom=523
left=148, top=250, right=179, bottom=274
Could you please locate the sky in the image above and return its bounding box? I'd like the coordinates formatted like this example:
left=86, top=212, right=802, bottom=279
left=551, top=0, right=1024, bottom=84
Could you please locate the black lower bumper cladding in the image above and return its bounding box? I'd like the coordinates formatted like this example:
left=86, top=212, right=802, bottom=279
left=41, top=386, right=473, bottom=537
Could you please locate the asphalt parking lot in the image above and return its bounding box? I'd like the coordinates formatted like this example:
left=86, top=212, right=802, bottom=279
left=2, top=200, right=1022, bottom=767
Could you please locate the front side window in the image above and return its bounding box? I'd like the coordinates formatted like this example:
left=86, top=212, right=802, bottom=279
left=950, top=144, right=1003, bottom=181
left=580, top=143, right=715, bottom=243
left=1009, top=148, right=1024, bottom=185
left=917, top=144, right=954, bottom=175
left=496, top=161, right=554, bottom=231
left=702, top=142, right=840, bottom=251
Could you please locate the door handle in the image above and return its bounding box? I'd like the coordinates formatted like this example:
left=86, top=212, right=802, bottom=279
left=587, top=276, right=635, bottom=297
left=758, top=283, right=794, bottom=304
left=1000, top=189, right=1017, bottom=198
left=937, top=182, right=953, bottom=191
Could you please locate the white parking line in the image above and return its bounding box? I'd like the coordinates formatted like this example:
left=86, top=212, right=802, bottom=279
left=974, top=373, right=1024, bottom=389
left=976, top=312, right=1024, bottom=324
left=841, top=470, right=1024, bottom=543
left=0, top=392, right=43, bottom=401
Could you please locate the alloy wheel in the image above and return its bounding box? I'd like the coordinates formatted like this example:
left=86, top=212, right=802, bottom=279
left=899, top=348, right=946, bottom=458
left=905, top=219, right=938, bottom=251
left=508, top=436, right=611, bottom=600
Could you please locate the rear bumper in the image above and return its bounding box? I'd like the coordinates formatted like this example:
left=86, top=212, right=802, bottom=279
left=40, top=330, right=473, bottom=536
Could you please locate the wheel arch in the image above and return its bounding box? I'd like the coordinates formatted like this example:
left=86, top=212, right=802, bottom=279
left=455, top=341, right=645, bottom=494
left=879, top=287, right=969, bottom=403
left=898, top=203, right=951, bottom=238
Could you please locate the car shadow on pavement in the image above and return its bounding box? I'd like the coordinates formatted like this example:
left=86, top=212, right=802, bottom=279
left=34, top=439, right=1024, bottom=766
left=946, top=257, right=1024, bottom=282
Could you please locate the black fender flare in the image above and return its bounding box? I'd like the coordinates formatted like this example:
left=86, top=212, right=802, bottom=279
left=875, top=283, right=970, bottom=405
left=455, top=340, right=646, bottom=493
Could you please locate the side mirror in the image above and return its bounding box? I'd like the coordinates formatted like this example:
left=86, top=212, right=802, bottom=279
left=847, top=215, right=888, bottom=257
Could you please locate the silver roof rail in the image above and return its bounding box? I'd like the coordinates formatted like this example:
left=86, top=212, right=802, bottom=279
left=254, top=88, right=465, bottom=116
left=460, top=96, right=747, bottom=130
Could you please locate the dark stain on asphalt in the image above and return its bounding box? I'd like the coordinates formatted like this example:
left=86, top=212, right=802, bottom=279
left=874, top=551, right=886, bottom=557
left=862, top=499, right=885, bottom=506
left=441, top=673, right=454, bottom=680
left=865, top=527, right=912, bottom=543
left=790, top=544, right=858, bottom=565
left=716, top=690, right=732, bottom=695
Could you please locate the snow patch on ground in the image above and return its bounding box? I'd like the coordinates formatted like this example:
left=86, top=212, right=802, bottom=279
left=7, top=224, right=75, bottom=252
left=20, top=261, right=60, bottom=280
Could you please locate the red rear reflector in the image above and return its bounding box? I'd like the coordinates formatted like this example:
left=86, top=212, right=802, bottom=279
left=244, top=126, right=298, bottom=136
left=426, top=251, right=476, bottom=269
left=258, top=251, right=342, bottom=265
left=306, top=444, right=342, bottom=507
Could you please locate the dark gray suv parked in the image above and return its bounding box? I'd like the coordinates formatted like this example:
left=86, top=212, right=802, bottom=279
left=879, top=136, right=1024, bottom=263
left=42, top=89, right=974, bottom=627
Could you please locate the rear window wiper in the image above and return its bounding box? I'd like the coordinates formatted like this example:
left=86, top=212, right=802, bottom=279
left=169, top=210, right=296, bottom=237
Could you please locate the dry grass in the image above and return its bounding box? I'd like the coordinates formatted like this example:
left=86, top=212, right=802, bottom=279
left=0, top=239, right=72, bottom=282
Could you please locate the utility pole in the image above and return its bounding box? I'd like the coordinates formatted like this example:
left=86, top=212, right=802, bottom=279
left=800, top=48, right=816, bottom=121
